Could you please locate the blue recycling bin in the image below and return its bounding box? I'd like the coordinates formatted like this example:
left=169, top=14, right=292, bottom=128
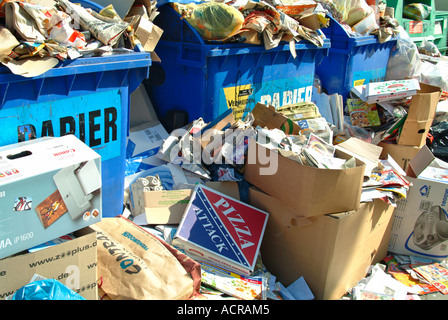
left=0, top=47, right=151, bottom=217
left=147, top=4, right=330, bottom=126
left=315, top=15, right=397, bottom=100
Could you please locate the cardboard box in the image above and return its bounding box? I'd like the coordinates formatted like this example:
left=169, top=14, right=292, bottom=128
left=364, top=79, right=421, bottom=104
left=248, top=188, right=394, bottom=300
left=131, top=181, right=240, bottom=225
left=244, top=141, right=366, bottom=217
left=397, top=83, right=441, bottom=147
left=0, top=135, right=102, bottom=259
left=388, top=146, right=448, bottom=261
left=133, top=189, right=193, bottom=225
left=379, top=141, right=422, bottom=171
left=0, top=227, right=98, bottom=300
left=173, top=185, right=269, bottom=276
left=245, top=103, right=366, bottom=217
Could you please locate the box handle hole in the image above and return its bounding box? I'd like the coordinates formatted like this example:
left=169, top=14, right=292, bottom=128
left=7, top=151, right=32, bottom=160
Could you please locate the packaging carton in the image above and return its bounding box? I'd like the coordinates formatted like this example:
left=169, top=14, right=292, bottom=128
left=388, top=145, right=448, bottom=261
left=249, top=188, right=394, bottom=300
left=397, top=83, right=441, bottom=147
left=363, top=79, right=420, bottom=104
left=379, top=141, right=422, bottom=171
left=244, top=144, right=366, bottom=217
left=0, top=227, right=98, bottom=300
left=244, top=103, right=366, bottom=217
left=131, top=181, right=239, bottom=225
left=0, top=135, right=102, bottom=259
left=132, top=189, right=193, bottom=225
left=173, top=185, right=269, bottom=276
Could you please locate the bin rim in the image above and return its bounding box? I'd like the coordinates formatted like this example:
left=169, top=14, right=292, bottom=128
left=0, top=47, right=151, bottom=84
left=322, top=14, right=398, bottom=48
left=158, top=37, right=330, bottom=57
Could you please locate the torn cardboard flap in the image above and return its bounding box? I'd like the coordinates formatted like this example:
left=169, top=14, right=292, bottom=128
left=0, top=25, right=19, bottom=60
left=251, top=103, right=301, bottom=135
left=378, top=142, right=421, bottom=171
left=129, top=16, right=163, bottom=53
left=406, top=83, right=441, bottom=121
left=140, top=189, right=193, bottom=225
left=335, top=137, right=382, bottom=178
left=407, top=145, right=437, bottom=178
left=397, top=82, right=441, bottom=147
left=298, top=13, right=329, bottom=30
left=125, top=2, right=163, bottom=53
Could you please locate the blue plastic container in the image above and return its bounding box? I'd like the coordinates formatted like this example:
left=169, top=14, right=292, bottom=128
left=0, top=48, right=151, bottom=217
left=147, top=5, right=330, bottom=125
left=315, top=15, right=397, bottom=100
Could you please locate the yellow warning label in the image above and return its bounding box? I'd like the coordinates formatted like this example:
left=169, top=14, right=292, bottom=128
left=223, top=84, right=255, bottom=120
left=353, top=79, right=365, bottom=86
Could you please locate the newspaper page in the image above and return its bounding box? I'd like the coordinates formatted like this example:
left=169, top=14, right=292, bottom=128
left=57, top=0, right=128, bottom=46
left=199, top=261, right=266, bottom=300
left=411, top=263, right=448, bottom=295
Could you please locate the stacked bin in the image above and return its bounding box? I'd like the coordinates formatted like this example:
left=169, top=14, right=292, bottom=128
left=0, top=1, right=152, bottom=217
left=315, top=15, right=397, bottom=100
left=434, top=11, right=448, bottom=55
left=386, top=0, right=436, bottom=48
left=146, top=4, right=330, bottom=127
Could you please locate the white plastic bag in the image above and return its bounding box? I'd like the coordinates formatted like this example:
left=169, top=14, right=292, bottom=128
left=386, top=26, right=422, bottom=80
left=420, top=60, right=448, bottom=92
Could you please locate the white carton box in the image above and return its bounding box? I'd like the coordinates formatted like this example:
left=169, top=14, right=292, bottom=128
left=389, top=146, right=448, bottom=261
left=0, top=135, right=102, bottom=260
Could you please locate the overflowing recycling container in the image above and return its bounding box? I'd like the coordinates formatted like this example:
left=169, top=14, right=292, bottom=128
left=385, top=0, right=435, bottom=48
left=315, top=15, right=397, bottom=100
left=146, top=4, right=330, bottom=128
left=0, top=47, right=151, bottom=217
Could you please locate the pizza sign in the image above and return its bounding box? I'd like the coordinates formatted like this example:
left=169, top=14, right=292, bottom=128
left=174, top=185, right=269, bottom=275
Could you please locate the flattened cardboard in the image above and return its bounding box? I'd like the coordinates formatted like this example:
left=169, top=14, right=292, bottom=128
left=249, top=188, right=394, bottom=300
left=397, top=83, right=441, bottom=147
left=0, top=227, right=98, bottom=300
left=173, top=185, right=268, bottom=276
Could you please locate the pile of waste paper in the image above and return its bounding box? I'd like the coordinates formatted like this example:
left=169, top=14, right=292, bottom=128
left=0, top=0, right=159, bottom=77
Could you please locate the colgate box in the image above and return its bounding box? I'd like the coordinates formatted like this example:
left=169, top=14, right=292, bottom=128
left=0, top=135, right=102, bottom=260
left=173, top=185, right=269, bottom=276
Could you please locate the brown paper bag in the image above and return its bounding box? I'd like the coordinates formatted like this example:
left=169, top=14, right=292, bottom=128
left=91, top=216, right=200, bottom=300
